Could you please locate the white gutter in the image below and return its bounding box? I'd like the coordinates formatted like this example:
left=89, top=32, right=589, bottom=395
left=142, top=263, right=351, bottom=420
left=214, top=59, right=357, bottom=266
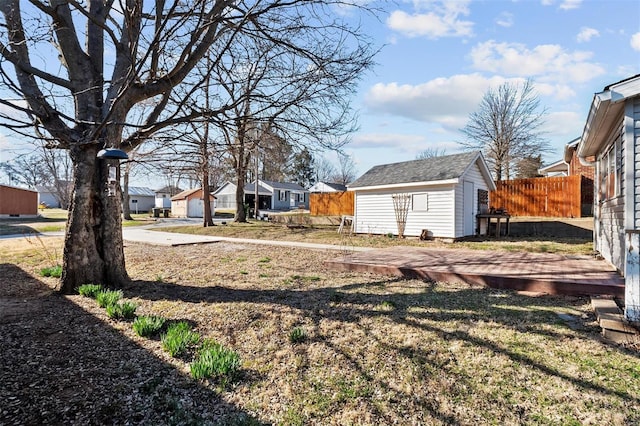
left=577, top=90, right=611, bottom=167
left=348, top=178, right=460, bottom=192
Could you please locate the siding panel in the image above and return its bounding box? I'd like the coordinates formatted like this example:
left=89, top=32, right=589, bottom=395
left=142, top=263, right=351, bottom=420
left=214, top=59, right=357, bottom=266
left=354, top=185, right=456, bottom=238
left=596, top=120, right=625, bottom=271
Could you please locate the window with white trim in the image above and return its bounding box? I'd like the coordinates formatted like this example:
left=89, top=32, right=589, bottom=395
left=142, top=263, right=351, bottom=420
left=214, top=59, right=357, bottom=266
left=279, top=190, right=288, bottom=201
left=412, top=193, right=428, bottom=211
left=599, top=137, right=622, bottom=201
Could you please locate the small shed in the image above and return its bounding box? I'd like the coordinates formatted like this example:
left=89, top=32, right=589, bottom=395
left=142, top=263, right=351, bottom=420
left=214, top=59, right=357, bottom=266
left=126, top=186, right=155, bottom=213
left=575, top=73, right=640, bottom=323
left=171, top=188, right=215, bottom=218
left=0, top=185, right=38, bottom=217
left=348, top=151, right=495, bottom=239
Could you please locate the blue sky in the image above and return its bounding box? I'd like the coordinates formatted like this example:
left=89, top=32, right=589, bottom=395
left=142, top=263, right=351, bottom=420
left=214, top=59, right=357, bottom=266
left=1, top=0, right=638, bottom=187
left=343, top=0, right=640, bottom=177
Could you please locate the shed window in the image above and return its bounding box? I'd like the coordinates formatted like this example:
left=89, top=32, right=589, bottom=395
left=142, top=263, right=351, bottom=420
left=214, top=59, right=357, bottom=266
left=412, top=193, right=428, bottom=211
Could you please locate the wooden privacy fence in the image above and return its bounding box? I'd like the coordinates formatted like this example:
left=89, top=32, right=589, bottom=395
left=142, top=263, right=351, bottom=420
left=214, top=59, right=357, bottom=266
left=310, top=191, right=354, bottom=216
left=490, top=175, right=584, bottom=217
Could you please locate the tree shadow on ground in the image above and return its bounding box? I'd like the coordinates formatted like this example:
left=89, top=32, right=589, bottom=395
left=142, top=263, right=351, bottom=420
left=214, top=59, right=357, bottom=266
left=123, top=276, right=640, bottom=424
left=0, top=263, right=263, bottom=425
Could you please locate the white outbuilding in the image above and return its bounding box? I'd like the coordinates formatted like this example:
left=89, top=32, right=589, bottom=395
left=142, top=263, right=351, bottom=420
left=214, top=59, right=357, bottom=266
left=348, top=151, right=496, bottom=240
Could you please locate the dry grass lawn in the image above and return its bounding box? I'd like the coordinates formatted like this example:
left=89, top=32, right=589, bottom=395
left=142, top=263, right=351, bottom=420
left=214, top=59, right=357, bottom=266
left=157, top=220, right=594, bottom=255
left=1, top=235, right=639, bottom=425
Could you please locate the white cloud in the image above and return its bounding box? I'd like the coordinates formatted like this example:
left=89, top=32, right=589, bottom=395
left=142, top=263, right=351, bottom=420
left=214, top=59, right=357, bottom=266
left=350, top=132, right=427, bottom=150
left=386, top=1, right=474, bottom=39
left=495, top=12, right=514, bottom=28
left=350, top=132, right=460, bottom=157
left=631, top=32, right=640, bottom=51
left=541, top=111, right=584, bottom=137
left=541, top=0, right=582, bottom=10
left=576, top=27, right=599, bottom=43
left=469, top=40, right=605, bottom=84
left=559, top=0, right=582, bottom=10
left=364, top=74, right=508, bottom=130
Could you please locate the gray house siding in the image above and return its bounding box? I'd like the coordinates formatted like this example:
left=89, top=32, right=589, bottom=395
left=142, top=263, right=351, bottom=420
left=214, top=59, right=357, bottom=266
left=594, top=120, right=625, bottom=272
left=577, top=74, right=640, bottom=323
left=633, top=98, right=640, bottom=229
left=213, top=181, right=309, bottom=211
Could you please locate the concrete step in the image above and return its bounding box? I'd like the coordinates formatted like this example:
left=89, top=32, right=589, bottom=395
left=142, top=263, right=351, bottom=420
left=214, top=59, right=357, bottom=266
left=591, top=297, right=640, bottom=344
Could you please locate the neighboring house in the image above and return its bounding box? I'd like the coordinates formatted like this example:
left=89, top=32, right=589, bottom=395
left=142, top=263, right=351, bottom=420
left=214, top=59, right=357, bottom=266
left=170, top=188, right=215, bottom=218
left=308, top=182, right=348, bottom=193
left=0, top=185, right=38, bottom=217
left=575, top=74, right=640, bottom=323
left=155, top=185, right=182, bottom=208
left=35, top=181, right=73, bottom=209
left=126, top=186, right=155, bottom=213
left=348, top=151, right=495, bottom=239
left=36, top=185, right=62, bottom=208
left=214, top=180, right=310, bottom=211
left=538, top=159, right=568, bottom=177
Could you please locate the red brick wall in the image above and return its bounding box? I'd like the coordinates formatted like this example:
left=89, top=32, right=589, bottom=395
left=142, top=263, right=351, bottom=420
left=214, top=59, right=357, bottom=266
left=0, top=185, right=38, bottom=215
left=569, top=151, right=595, bottom=180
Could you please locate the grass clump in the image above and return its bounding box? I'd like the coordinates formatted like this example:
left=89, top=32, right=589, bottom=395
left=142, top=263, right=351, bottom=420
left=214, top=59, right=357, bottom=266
left=190, top=339, right=241, bottom=382
left=39, top=265, right=62, bottom=278
left=95, top=289, right=123, bottom=308
left=289, top=326, right=308, bottom=344
left=162, top=321, right=200, bottom=357
left=133, top=315, right=167, bottom=337
left=77, top=284, right=103, bottom=298
left=105, top=301, right=137, bottom=320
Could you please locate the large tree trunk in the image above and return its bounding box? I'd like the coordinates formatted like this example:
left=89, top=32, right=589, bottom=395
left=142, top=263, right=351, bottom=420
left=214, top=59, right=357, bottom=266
left=234, top=173, right=247, bottom=222
left=60, top=144, right=129, bottom=294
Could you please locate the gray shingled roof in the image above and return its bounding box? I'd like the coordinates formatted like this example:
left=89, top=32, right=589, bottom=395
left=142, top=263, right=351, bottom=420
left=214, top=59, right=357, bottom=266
left=128, top=186, right=155, bottom=196
left=349, top=151, right=481, bottom=188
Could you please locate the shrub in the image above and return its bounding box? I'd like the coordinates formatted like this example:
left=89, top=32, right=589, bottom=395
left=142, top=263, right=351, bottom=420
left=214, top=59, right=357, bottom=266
left=161, top=321, right=200, bottom=357
left=133, top=315, right=166, bottom=337
left=106, top=301, right=137, bottom=320
left=289, top=326, right=308, bottom=344
left=39, top=265, right=62, bottom=278
left=95, top=289, right=123, bottom=308
left=77, top=284, right=103, bottom=298
left=190, top=339, right=241, bottom=382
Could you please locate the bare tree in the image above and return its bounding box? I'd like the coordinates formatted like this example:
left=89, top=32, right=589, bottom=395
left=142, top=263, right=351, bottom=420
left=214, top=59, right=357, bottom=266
left=0, top=0, right=377, bottom=293
left=206, top=18, right=375, bottom=221
left=331, top=153, right=358, bottom=185
left=515, top=154, right=544, bottom=179
left=1, top=144, right=72, bottom=208
left=415, top=147, right=447, bottom=160
left=0, top=153, right=45, bottom=188
left=460, top=79, right=549, bottom=181
left=314, top=155, right=338, bottom=183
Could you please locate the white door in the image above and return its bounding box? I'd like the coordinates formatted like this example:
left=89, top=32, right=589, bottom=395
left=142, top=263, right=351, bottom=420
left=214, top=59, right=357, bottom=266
left=188, top=198, right=204, bottom=217
left=463, top=181, right=474, bottom=236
